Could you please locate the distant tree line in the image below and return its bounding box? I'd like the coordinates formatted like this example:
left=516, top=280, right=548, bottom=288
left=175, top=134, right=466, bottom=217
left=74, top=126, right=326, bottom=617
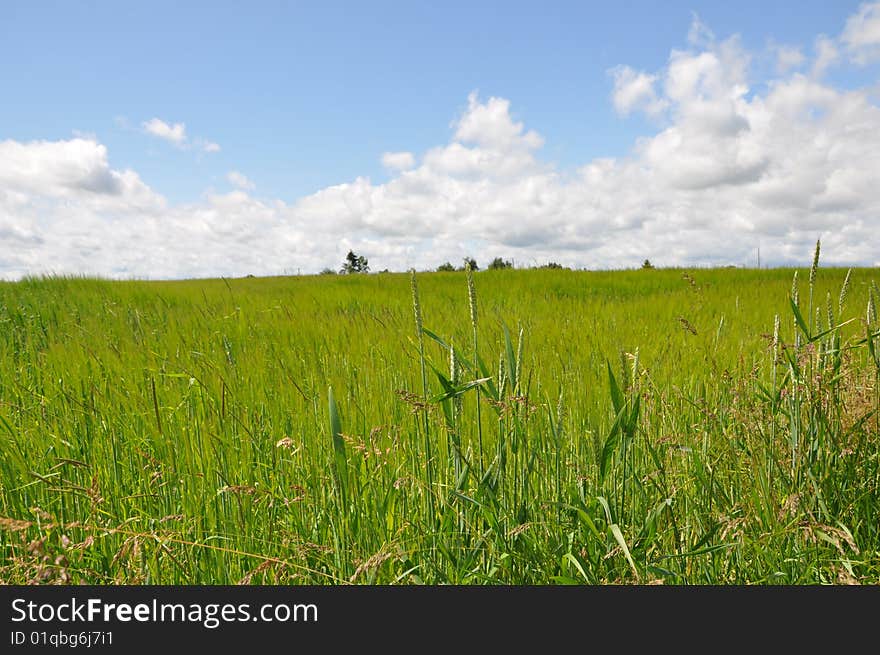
left=319, top=251, right=594, bottom=275
left=436, top=257, right=480, bottom=272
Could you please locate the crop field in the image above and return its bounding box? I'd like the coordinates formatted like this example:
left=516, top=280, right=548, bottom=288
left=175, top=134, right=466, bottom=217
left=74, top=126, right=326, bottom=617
left=1, top=252, right=879, bottom=584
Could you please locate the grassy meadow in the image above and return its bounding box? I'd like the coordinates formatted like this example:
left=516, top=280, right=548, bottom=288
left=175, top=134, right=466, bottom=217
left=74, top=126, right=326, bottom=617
left=1, top=255, right=879, bottom=584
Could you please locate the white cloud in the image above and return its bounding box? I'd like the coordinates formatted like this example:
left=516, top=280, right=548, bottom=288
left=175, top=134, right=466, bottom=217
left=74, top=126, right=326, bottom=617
left=453, top=92, right=544, bottom=151
left=143, top=118, right=187, bottom=146
left=610, top=66, right=667, bottom=116
left=227, top=170, right=255, bottom=190
left=381, top=151, right=416, bottom=171
left=142, top=118, right=220, bottom=153
left=0, top=138, right=158, bottom=203
left=2, top=7, right=880, bottom=279
left=687, top=13, right=715, bottom=48
left=774, top=44, right=805, bottom=73
left=812, top=35, right=840, bottom=77
left=842, top=1, right=880, bottom=63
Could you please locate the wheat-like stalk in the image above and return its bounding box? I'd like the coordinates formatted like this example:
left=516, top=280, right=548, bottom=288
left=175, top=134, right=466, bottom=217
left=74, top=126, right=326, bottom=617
left=808, top=240, right=820, bottom=334
left=809, top=239, right=820, bottom=288
left=410, top=268, right=433, bottom=522
left=450, top=342, right=462, bottom=414
left=839, top=268, right=852, bottom=314
left=772, top=313, right=780, bottom=363
left=870, top=282, right=880, bottom=326
left=465, top=260, right=483, bottom=471
left=466, top=261, right=478, bottom=330
left=498, top=350, right=505, bottom=395
left=450, top=341, right=458, bottom=385
left=631, top=347, right=640, bottom=389
left=410, top=269, right=423, bottom=340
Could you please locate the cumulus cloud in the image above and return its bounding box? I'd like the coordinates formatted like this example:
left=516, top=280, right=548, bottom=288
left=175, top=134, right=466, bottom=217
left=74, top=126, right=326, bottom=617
left=842, top=1, right=880, bottom=63
left=2, top=6, right=880, bottom=279
left=812, top=35, right=840, bottom=77
left=0, top=138, right=159, bottom=204
left=773, top=44, right=805, bottom=73
left=453, top=92, right=544, bottom=151
left=227, top=170, right=255, bottom=190
left=381, top=151, right=416, bottom=171
left=0, top=140, right=308, bottom=279
left=143, top=118, right=187, bottom=145
left=142, top=118, right=220, bottom=153
left=610, top=66, right=667, bottom=116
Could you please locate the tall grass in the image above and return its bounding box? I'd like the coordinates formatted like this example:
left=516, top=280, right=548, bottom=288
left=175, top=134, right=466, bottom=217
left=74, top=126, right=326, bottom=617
left=0, top=257, right=878, bottom=584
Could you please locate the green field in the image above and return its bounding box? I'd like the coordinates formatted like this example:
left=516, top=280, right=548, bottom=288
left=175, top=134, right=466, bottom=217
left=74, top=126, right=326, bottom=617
left=1, top=257, right=879, bottom=584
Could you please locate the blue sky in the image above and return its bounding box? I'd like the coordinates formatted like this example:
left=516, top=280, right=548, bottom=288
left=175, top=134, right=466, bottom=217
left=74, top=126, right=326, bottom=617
left=1, top=1, right=879, bottom=277
left=2, top=0, right=868, bottom=202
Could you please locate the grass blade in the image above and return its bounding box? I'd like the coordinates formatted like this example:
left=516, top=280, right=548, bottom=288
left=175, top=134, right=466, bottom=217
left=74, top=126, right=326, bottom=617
left=328, top=386, right=348, bottom=505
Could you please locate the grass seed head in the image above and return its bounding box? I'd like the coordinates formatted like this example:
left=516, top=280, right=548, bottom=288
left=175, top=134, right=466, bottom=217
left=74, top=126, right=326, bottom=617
left=449, top=342, right=458, bottom=384
left=773, top=313, right=780, bottom=361
left=838, top=268, right=852, bottom=313
left=466, top=261, right=478, bottom=329
left=869, top=282, right=879, bottom=326
left=631, top=347, right=640, bottom=386
left=409, top=269, right=423, bottom=338
left=809, top=239, right=820, bottom=288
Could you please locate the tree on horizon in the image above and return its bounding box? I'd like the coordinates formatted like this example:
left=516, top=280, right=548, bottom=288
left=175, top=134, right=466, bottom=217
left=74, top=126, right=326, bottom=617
left=488, top=257, right=513, bottom=270
left=341, top=250, right=369, bottom=274
left=461, top=257, right=479, bottom=271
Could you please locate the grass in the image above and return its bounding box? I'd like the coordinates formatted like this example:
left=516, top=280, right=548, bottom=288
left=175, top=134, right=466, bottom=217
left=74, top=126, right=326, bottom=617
left=1, top=254, right=878, bottom=584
